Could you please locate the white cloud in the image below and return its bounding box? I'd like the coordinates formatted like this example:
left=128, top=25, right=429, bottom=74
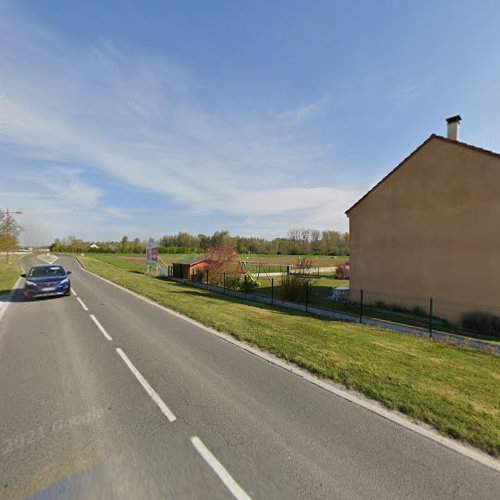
left=274, top=98, right=329, bottom=128
left=1, top=166, right=107, bottom=244
left=0, top=3, right=362, bottom=241
left=22, top=168, right=103, bottom=207
left=390, top=83, right=424, bottom=108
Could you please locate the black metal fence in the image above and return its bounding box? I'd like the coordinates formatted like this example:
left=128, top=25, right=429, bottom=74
left=162, top=265, right=500, bottom=342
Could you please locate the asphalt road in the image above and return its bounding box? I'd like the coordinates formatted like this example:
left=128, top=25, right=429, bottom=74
left=0, top=254, right=498, bottom=499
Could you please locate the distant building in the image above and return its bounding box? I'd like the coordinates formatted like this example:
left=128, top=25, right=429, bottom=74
left=346, top=116, right=500, bottom=323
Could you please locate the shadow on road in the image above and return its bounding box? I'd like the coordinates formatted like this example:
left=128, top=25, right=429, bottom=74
left=0, top=288, right=27, bottom=303
left=0, top=288, right=63, bottom=304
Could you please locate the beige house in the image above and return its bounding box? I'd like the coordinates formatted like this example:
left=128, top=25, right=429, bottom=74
left=346, top=117, right=500, bottom=324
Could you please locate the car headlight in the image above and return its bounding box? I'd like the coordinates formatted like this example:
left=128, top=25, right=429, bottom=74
left=26, top=280, right=37, bottom=287
left=58, top=278, right=69, bottom=285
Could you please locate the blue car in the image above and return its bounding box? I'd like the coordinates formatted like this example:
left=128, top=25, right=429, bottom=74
left=21, top=265, right=72, bottom=299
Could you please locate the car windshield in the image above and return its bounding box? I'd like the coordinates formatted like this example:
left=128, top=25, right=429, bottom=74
left=29, top=266, right=66, bottom=278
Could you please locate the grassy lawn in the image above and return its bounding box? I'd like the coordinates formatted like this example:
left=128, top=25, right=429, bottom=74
left=256, top=276, right=438, bottom=327
left=86, top=252, right=348, bottom=272
left=0, top=255, right=22, bottom=295
left=254, top=276, right=500, bottom=342
left=84, top=253, right=200, bottom=273
left=240, top=254, right=348, bottom=267
left=81, top=254, right=500, bottom=342
left=81, top=255, right=500, bottom=457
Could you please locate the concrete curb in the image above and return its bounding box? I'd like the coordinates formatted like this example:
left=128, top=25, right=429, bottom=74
left=74, top=257, right=85, bottom=270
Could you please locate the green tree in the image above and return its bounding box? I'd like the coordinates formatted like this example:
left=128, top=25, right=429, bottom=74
left=0, top=209, right=23, bottom=254
left=50, top=238, right=63, bottom=252
left=210, top=230, right=231, bottom=248
left=198, top=234, right=211, bottom=250
left=132, top=237, right=143, bottom=253
left=120, top=236, right=130, bottom=253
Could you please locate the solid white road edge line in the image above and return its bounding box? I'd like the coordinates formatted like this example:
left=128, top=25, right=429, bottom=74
left=80, top=263, right=500, bottom=473
left=0, top=277, right=22, bottom=324
left=90, top=314, right=112, bottom=341
left=191, top=436, right=252, bottom=500
left=76, top=297, right=88, bottom=311
left=115, top=348, right=176, bottom=422
left=71, top=288, right=77, bottom=296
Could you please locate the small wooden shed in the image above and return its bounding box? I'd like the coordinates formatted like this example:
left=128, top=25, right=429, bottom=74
left=172, top=256, right=208, bottom=279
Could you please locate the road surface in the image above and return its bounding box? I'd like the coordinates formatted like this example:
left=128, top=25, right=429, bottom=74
left=0, top=254, right=498, bottom=499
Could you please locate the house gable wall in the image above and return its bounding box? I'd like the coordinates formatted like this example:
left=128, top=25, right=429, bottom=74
left=348, top=137, right=500, bottom=321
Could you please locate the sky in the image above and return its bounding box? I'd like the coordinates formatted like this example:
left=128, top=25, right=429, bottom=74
left=1, top=0, right=499, bottom=245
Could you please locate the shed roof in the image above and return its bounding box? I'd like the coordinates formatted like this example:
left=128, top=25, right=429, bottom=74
left=345, top=134, right=500, bottom=216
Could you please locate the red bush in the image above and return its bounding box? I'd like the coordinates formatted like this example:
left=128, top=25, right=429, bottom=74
left=334, top=263, right=350, bottom=280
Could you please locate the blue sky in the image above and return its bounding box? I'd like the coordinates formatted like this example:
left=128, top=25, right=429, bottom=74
left=1, top=0, right=499, bottom=245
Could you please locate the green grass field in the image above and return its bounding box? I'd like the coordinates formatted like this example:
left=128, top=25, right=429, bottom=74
left=239, top=254, right=348, bottom=267
left=81, top=255, right=500, bottom=457
left=85, top=254, right=500, bottom=341
left=86, top=252, right=348, bottom=271
left=255, top=276, right=439, bottom=329
left=0, top=255, right=22, bottom=295
left=86, top=253, right=200, bottom=273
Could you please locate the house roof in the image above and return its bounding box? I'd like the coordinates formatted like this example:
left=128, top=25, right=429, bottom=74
left=345, top=134, right=500, bottom=216
left=173, top=255, right=206, bottom=265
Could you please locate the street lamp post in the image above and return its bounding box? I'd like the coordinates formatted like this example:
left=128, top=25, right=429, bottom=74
left=2, top=208, right=23, bottom=265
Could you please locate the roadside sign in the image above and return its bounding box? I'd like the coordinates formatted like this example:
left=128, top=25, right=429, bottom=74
left=146, top=242, right=158, bottom=266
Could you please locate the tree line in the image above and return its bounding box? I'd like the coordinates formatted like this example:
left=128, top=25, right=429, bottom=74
left=50, top=229, right=349, bottom=256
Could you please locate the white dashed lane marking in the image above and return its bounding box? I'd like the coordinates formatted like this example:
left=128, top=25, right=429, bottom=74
left=115, top=348, right=176, bottom=422
left=76, top=297, right=88, bottom=311
left=191, top=436, right=252, bottom=500
left=90, top=314, right=112, bottom=341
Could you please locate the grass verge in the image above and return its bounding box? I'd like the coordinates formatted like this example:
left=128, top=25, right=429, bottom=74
left=0, top=255, right=22, bottom=295
left=81, top=255, right=500, bottom=457
left=86, top=254, right=499, bottom=341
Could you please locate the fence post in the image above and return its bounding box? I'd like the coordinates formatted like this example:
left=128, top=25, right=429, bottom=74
left=271, top=278, right=274, bottom=304
left=223, top=272, right=226, bottom=295
left=359, top=289, right=364, bottom=323
left=429, top=297, right=433, bottom=338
